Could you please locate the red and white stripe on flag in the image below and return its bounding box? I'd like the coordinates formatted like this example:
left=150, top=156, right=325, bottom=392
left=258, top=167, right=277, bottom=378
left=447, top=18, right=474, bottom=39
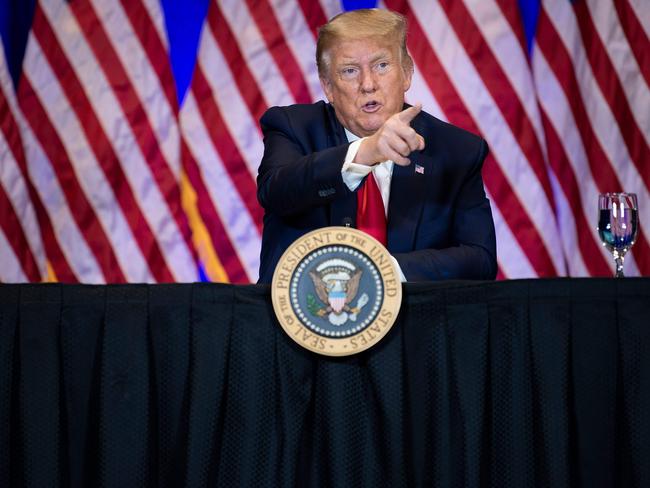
left=386, top=0, right=566, bottom=278
left=178, top=0, right=342, bottom=283
left=533, top=0, right=649, bottom=276
left=1, top=0, right=648, bottom=283
left=386, top=0, right=648, bottom=277
left=3, top=0, right=199, bottom=283
left=0, top=42, right=47, bottom=283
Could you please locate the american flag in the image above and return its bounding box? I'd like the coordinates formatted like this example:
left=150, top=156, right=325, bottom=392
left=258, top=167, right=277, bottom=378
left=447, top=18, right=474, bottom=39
left=0, top=0, right=648, bottom=283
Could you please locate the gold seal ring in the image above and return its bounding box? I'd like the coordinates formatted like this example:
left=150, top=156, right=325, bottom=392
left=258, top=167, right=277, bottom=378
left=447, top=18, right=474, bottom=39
left=271, top=226, right=402, bottom=356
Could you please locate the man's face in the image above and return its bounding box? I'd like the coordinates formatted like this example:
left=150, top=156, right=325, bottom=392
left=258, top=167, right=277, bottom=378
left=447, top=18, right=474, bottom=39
left=320, top=37, right=412, bottom=138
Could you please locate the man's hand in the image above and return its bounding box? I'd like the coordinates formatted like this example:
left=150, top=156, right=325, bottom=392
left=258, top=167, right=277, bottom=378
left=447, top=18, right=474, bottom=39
left=354, top=104, right=425, bottom=166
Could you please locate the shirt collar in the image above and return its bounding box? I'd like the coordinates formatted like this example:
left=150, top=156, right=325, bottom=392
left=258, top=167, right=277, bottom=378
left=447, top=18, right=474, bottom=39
left=344, top=128, right=360, bottom=143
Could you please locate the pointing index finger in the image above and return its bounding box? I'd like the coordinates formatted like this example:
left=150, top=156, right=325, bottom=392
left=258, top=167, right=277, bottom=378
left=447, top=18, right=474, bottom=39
left=398, top=103, right=422, bottom=124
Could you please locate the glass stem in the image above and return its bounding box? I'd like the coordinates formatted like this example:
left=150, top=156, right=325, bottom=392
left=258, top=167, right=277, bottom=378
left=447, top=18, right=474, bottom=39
left=615, top=256, right=625, bottom=278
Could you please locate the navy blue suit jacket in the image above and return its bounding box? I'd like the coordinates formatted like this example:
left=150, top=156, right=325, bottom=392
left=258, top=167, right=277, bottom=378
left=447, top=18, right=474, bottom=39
left=256, top=101, right=497, bottom=283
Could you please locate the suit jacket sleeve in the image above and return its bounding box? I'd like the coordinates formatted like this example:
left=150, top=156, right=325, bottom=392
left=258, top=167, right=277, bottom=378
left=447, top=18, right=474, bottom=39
left=392, top=137, right=497, bottom=281
left=257, top=105, right=353, bottom=217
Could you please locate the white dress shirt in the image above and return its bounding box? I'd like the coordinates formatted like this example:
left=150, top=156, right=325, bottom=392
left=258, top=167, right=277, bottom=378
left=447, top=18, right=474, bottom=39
left=341, top=129, right=407, bottom=282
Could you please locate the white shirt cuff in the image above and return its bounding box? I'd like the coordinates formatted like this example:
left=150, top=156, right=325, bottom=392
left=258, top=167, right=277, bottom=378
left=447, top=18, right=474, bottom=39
left=390, top=255, right=407, bottom=282
left=341, top=138, right=372, bottom=191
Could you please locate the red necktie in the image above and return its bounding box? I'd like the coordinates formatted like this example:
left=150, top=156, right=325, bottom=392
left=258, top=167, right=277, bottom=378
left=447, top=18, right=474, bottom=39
left=356, top=172, right=387, bottom=246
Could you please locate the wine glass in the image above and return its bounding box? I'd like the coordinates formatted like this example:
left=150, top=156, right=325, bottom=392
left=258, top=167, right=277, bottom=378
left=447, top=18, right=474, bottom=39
left=597, top=193, right=638, bottom=277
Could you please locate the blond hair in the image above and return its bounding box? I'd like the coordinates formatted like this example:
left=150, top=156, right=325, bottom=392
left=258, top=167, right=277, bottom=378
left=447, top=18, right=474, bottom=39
left=316, top=8, right=413, bottom=80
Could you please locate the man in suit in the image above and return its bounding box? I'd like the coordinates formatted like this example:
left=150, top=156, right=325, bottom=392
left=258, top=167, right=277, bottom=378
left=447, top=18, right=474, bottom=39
left=257, top=8, right=497, bottom=283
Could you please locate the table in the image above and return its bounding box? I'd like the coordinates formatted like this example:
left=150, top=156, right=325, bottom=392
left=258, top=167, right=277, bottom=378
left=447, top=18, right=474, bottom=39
left=0, top=279, right=648, bottom=487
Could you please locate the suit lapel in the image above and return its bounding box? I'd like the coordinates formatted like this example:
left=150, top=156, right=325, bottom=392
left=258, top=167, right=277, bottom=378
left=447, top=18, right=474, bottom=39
left=387, top=110, right=433, bottom=252
left=387, top=154, right=429, bottom=252
left=326, top=104, right=357, bottom=227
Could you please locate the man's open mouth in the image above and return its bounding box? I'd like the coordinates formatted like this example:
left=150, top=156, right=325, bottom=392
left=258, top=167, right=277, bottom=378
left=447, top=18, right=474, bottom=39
left=362, top=101, right=381, bottom=112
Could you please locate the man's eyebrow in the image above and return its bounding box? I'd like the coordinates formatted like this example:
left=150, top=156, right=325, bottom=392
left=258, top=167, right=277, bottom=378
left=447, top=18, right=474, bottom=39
left=337, top=51, right=392, bottom=65
left=370, top=51, right=391, bottom=61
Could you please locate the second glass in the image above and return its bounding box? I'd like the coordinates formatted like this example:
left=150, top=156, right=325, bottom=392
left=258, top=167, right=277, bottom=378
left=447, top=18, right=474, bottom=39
left=597, top=192, right=638, bottom=278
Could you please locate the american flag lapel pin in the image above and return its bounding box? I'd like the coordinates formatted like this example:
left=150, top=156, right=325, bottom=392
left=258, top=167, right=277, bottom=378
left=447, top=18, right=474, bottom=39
left=415, top=164, right=425, bottom=175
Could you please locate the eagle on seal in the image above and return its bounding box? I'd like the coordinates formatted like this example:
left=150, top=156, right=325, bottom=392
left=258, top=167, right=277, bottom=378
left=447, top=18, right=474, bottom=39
left=309, top=268, right=362, bottom=316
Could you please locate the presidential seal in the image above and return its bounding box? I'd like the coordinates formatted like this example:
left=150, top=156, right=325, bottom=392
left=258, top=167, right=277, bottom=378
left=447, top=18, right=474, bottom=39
left=271, top=227, right=402, bottom=356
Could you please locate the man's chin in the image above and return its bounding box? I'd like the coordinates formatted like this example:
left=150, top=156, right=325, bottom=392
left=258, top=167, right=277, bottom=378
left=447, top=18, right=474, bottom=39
left=355, top=119, right=384, bottom=137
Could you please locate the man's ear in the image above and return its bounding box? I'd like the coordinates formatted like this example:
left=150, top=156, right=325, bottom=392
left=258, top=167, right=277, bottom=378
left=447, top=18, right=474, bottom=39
left=320, top=77, right=333, bottom=103
left=402, top=63, right=414, bottom=93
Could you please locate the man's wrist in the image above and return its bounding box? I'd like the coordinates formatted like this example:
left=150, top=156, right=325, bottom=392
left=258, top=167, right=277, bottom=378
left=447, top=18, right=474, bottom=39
left=390, top=255, right=407, bottom=282
left=341, top=139, right=372, bottom=191
left=342, top=139, right=374, bottom=173
left=352, top=137, right=381, bottom=166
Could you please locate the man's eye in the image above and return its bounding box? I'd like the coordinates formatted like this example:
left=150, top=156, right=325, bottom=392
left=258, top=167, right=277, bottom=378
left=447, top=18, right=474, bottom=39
left=341, top=68, right=358, bottom=79
left=376, top=62, right=389, bottom=72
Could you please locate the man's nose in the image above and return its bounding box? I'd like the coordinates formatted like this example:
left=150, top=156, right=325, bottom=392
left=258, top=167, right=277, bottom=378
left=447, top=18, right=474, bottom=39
left=359, top=69, right=377, bottom=93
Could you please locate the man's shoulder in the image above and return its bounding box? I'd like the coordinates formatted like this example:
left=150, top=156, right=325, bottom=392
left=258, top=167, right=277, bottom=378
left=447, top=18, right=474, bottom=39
left=413, top=109, right=488, bottom=166
left=414, top=109, right=483, bottom=146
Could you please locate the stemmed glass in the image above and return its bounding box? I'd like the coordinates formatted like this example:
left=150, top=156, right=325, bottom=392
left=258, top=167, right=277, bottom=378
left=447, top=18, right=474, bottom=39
left=597, top=193, right=638, bottom=277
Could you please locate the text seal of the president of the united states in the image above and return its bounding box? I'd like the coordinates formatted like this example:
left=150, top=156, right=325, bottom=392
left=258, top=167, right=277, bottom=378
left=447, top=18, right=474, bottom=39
left=271, top=227, right=402, bottom=356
